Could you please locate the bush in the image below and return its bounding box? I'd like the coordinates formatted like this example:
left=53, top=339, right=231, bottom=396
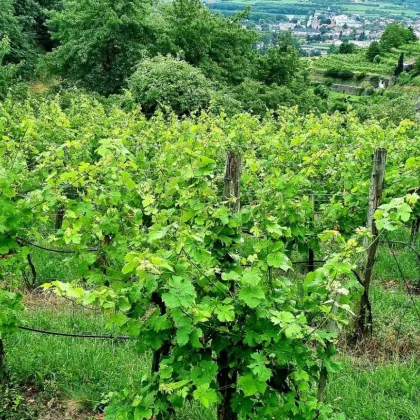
left=355, top=72, right=367, bottom=81
left=314, top=84, right=330, bottom=99
left=330, top=100, right=350, bottom=113
left=324, top=69, right=355, bottom=80
left=356, top=87, right=365, bottom=96
left=370, top=75, right=380, bottom=85
left=398, top=71, right=411, bottom=85
left=129, top=56, right=214, bottom=116
left=365, top=87, right=375, bottom=96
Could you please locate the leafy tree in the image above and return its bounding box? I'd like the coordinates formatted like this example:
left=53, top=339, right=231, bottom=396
left=45, top=0, right=158, bottom=95
left=380, top=23, right=417, bottom=51
left=408, top=26, right=418, bottom=42
left=338, top=41, right=356, bottom=55
left=0, top=38, right=18, bottom=98
left=258, top=32, right=301, bottom=86
left=20, top=0, right=63, bottom=51
left=366, top=41, right=381, bottom=62
left=165, top=0, right=258, bottom=85
left=395, top=52, right=404, bottom=76
left=0, top=0, right=37, bottom=67
left=128, top=56, right=214, bottom=116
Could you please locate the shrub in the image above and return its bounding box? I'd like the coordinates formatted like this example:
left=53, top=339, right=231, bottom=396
left=370, top=75, right=380, bottom=85
left=356, top=87, right=365, bottom=96
left=314, top=84, right=330, bottom=99
left=324, top=69, right=355, bottom=80
left=128, top=56, right=214, bottom=116
left=355, top=72, right=367, bottom=81
left=365, top=87, right=375, bottom=96
left=398, top=71, right=411, bottom=85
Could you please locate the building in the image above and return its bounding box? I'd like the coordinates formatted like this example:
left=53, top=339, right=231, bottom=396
left=292, top=28, right=321, bottom=38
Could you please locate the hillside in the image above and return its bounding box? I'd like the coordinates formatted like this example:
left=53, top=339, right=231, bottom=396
left=208, top=0, right=420, bottom=21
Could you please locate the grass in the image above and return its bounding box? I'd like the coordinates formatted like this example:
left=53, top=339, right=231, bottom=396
left=327, top=356, right=420, bottom=420
left=5, top=297, right=149, bottom=413
left=2, top=230, right=419, bottom=418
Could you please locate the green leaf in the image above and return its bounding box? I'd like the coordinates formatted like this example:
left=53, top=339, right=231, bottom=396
left=249, top=353, right=272, bottom=382
left=134, top=407, right=153, bottom=420
left=191, top=361, right=218, bottom=386
left=239, top=285, right=265, bottom=309
left=241, top=271, right=261, bottom=286
left=193, top=385, right=218, bottom=408
left=122, top=171, right=136, bottom=190
left=0, top=246, right=9, bottom=254
left=162, top=276, right=197, bottom=308
left=221, top=271, right=240, bottom=281
left=267, top=252, right=292, bottom=271
left=176, top=325, right=193, bottom=346
left=270, top=311, right=295, bottom=325
left=238, top=373, right=266, bottom=397
left=284, top=323, right=303, bottom=339
left=400, top=211, right=411, bottom=222
left=214, top=304, right=235, bottom=322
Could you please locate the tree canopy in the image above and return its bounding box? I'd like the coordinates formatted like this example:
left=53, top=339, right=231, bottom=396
left=45, top=0, right=158, bottom=94
left=380, top=23, right=417, bottom=51
left=164, top=0, right=258, bottom=85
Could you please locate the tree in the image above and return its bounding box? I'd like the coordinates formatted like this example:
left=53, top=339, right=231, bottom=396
left=380, top=23, right=416, bottom=51
left=395, top=52, right=404, bottom=76
left=128, top=56, right=214, bottom=116
left=45, top=0, right=158, bottom=95
left=20, top=0, right=63, bottom=51
left=366, top=41, right=381, bottom=62
left=0, top=38, right=18, bottom=98
left=0, top=0, right=37, bottom=67
left=408, top=26, right=418, bottom=42
left=165, top=0, right=258, bottom=85
left=258, top=32, right=301, bottom=86
left=338, top=41, right=356, bottom=55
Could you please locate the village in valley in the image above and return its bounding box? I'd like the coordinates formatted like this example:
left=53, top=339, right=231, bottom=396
left=248, top=11, right=420, bottom=56
left=206, top=0, right=420, bottom=56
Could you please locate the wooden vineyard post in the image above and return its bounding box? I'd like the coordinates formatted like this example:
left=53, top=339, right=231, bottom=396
left=217, top=151, right=241, bottom=420
left=0, top=338, right=6, bottom=385
left=317, top=302, right=338, bottom=403
left=223, top=151, right=241, bottom=212
left=410, top=217, right=420, bottom=246
left=354, top=148, right=387, bottom=339
left=308, top=193, right=316, bottom=273
left=55, top=207, right=65, bottom=230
